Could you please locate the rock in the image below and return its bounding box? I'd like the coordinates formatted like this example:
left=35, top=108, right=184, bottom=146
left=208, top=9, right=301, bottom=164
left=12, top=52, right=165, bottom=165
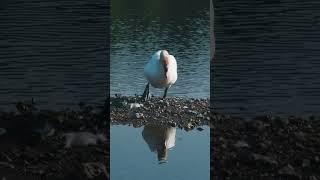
left=278, top=164, right=298, bottom=177
left=274, top=117, right=289, bottom=126
left=170, top=122, right=177, bottom=127
left=253, top=153, right=278, bottom=166
left=129, top=103, right=143, bottom=109
left=82, top=162, right=108, bottom=179
left=186, top=123, right=194, bottom=130
left=197, top=113, right=204, bottom=118
left=129, top=112, right=144, bottom=119
left=294, top=131, right=306, bottom=141
left=251, top=120, right=265, bottom=131
left=63, top=132, right=106, bottom=148
left=0, top=128, right=6, bottom=136
left=0, top=162, right=14, bottom=169
left=302, top=159, right=311, bottom=168
left=310, top=176, right=318, bottom=180
left=187, top=110, right=197, bottom=115
left=234, top=140, right=250, bottom=148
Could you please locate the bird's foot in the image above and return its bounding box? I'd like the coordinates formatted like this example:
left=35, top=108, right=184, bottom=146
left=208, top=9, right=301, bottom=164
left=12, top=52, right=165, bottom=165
left=141, top=92, right=150, bottom=102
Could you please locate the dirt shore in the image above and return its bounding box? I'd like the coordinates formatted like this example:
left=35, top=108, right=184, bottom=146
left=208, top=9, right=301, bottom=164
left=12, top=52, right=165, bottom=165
left=0, top=101, right=108, bottom=180
left=110, top=95, right=210, bottom=129
left=211, top=114, right=320, bottom=180
left=1, top=96, right=319, bottom=180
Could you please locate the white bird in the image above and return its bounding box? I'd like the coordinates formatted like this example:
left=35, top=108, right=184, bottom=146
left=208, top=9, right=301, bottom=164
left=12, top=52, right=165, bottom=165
left=142, top=50, right=177, bottom=100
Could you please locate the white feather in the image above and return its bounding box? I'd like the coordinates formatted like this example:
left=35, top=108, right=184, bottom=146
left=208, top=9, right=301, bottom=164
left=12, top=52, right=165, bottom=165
left=144, top=50, right=178, bottom=88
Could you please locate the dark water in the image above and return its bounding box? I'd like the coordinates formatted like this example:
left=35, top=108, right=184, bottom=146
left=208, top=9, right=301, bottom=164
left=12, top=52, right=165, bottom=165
left=212, top=0, right=320, bottom=118
left=111, top=125, right=210, bottom=180
left=0, top=0, right=109, bottom=110
left=111, top=0, right=210, bottom=98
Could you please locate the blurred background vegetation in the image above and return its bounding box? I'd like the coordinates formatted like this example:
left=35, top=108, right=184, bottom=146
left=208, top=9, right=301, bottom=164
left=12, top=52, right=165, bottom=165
left=112, top=0, right=208, bottom=20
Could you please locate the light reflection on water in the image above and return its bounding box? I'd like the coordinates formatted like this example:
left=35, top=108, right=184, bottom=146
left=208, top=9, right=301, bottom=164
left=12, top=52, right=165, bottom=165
left=110, top=124, right=209, bottom=180
left=111, top=1, right=210, bottom=98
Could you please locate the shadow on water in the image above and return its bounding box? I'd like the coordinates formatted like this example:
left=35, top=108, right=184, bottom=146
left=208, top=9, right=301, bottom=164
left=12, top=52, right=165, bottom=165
left=111, top=123, right=210, bottom=180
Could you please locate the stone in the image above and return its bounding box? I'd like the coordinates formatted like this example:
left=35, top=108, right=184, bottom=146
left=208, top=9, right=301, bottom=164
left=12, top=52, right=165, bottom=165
left=302, top=159, right=311, bottom=168
left=197, top=113, right=204, bottom=118
left=234, top=140, right=250, bottom=148
left=0, top=128, right=6, bottom=136
left=82, top=162, right=108, bottom=179
left=253, top=153, right=278, bottom=166
left=278, top=164, right=297, bottom=177
left=129, top=103, right=143, bottom=109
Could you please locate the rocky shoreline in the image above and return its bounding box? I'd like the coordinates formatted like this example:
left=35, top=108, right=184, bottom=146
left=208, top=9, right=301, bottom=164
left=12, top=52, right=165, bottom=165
left=1, top=96, right=319, bottom=179
left=110, top=95, right=210, bottom=129
left=0, top=100, right=108, bottom=180
left=212, top=114, right=320, bottom=180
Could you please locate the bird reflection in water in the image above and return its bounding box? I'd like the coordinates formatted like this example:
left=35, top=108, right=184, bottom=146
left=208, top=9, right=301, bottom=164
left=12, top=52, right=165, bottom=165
left=142, top=124, right=176, bottom=164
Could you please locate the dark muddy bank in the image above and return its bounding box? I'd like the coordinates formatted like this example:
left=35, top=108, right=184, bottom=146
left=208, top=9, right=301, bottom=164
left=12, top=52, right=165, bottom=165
left=0, top=101, right=108, bottom=180
left=212, top=114, right=320, bottom=180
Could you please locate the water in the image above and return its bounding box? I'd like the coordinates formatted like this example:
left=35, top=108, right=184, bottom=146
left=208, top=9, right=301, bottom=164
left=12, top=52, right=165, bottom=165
left=0, top=0, right=108, bottom=110
left=212, top=0, right=320, bottom=118
left=111, top=0, right=210, bottom=98
left=111, top=125, right=210, bottom=180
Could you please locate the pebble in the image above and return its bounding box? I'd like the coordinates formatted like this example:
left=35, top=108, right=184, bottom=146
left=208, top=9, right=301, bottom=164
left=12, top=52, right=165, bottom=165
left=129, top=103, right=143, bottom=109
left=186, top=123, right=194, bottom=129
left=197, top=113, right=204, bottom=118
left=63, top=132, right=106, bottom=148
left=294, top=131, right=306, bottom=141
left=278, top=164, right=297, bottom=176
left=0, top=128, right=6, bottom=136
left=188, top=110, right=197, bottom=114
left=253, top=153, right=278, bottom=166
left=170, top=122, right=177, bottom=127
left=302, top=159, right=311, bottom=168
left=310, top=176, right=318, bottom=180
left=234, top=140, right=250, bottom=148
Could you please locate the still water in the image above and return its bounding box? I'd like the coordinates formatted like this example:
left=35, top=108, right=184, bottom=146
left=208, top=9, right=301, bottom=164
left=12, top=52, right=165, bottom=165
left=0, top=0, right=108, bottom=110
left=111, top=0, right=210, bottom=98
left=212, top=0, right=320, bottom=118
left=111, top=125, right=210, bottom=180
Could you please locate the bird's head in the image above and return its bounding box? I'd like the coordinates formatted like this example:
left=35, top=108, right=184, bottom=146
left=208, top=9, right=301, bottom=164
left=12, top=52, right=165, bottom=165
left=160, top=50, right=170, bottom=78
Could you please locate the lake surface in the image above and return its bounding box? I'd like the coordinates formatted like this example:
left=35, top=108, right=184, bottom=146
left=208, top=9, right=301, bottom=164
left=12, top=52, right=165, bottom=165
left=0, top=0, right=108, bottom=110
left=110, top=125, right=210, bottom=180
left=212, top=0, right=320, bottom=118
left=111, top=0, right=210, bottom=98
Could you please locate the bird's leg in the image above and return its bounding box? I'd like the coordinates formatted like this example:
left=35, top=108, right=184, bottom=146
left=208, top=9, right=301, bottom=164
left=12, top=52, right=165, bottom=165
left=163, top=87, right=169, bottom=99
left=142, top=83, right=150, bottom=101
